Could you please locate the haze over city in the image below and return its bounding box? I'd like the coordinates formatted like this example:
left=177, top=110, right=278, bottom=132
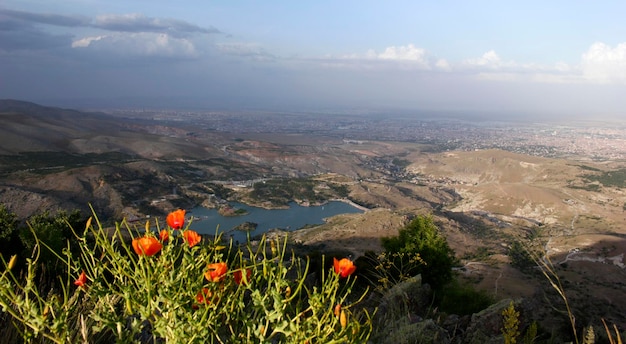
left=1, top=1, right=626, bottom=119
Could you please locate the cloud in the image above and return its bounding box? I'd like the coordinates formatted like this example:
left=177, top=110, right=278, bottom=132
left=72, top=33, right=198, bottom=58
left=0, top=8, right=219, bottom=59
left=93, top=13, right=220, bottom=37
left=463, top=50, right=505, bottom=68
left=581, top=42, right=626, bottom=83
left=0, top=16, right=73, bottom=51
left=0, top=8, right=90, bottom=27
left=435, top=59, right=451, bottom=71
left=371, top=44, right=427, bottom=61
left=216, top=42, right=275, bottom=61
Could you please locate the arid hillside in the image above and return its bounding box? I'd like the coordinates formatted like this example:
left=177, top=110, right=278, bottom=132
left=1, top=100, right=625, bottom=328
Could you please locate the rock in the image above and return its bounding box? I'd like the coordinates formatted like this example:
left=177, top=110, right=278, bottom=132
left=463, top=298, right=523, bottom=344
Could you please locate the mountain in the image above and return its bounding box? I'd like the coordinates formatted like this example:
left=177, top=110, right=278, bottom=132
left=0, top=99, right=123, bottom=154
left=1, top=100, right=625, bottom=333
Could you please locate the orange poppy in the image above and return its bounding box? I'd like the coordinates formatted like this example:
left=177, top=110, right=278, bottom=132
left=132, top=236, right=163, bottom=256
left=166, top=209, right=186, bottom=230
left=74, top=271, right=87, bottom=287
left=205, top=262, right=228, bottom=282
left=234, top=268, right=252, bottom=285
left=159, top=229, right=169, bottom=242
left=333, top=258, right=356, bottom=278
left=334, top=304, right=342, bottom=317
left=195, top=288, right=213, bottom=305
left=182, top=230, right=202, bottom=248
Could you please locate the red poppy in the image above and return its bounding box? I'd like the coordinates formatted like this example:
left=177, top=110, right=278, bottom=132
left=182, top=230, right=201, bottom=248
left=166, top=209, right=186, bottom=230
left=74, top=271, right=87, bottom=287
left=234, top=268, right=252, bottom=285
left=132, top=236, right=163, bottom=256
left=195, top=288, right=213, bottom=305
left=159, top=229, right=169, bottom=242
left=333, top=258, right=356, bottom=278
left=205, top=262, right=228, bottom=282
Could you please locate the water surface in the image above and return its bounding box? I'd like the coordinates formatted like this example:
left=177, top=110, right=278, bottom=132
left=190, top=201, right=363, bottom=243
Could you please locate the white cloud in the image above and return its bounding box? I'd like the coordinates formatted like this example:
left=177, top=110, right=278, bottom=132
left=463, top=50, right=504, bottom=68
left=324, top=44, right=433, bottom=70
left=216, top=43, right=275, bottom=61
left=376, top=44, right=426, bottom=60
left=71, top=35, right=105, bottom=48
left=71, top=32, right=198, bottom=58
left=435, top=58, right=451, bottom=71
left=581, top=42, right=626, bottom=83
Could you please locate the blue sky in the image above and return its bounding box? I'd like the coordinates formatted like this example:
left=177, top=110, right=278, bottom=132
left=1, top=1, right=626, bottom=119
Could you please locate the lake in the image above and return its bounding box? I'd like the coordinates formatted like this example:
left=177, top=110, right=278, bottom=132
left=189, top=201, right=364, bottom=243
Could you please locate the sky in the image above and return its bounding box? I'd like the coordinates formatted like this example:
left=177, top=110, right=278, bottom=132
left=1, top=1, right=626, bottom=120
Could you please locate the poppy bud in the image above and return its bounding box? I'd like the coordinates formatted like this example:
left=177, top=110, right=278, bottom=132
left=7, top=255, right=17, bottom=270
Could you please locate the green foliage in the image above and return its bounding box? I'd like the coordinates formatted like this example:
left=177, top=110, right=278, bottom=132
left=249, top=178, right=348, bottom=206
left=381, top=215, right=456, bottom=289
left=582, top=168, right=626, bottom=188
left=0, top=212, right=372, bottom=343
left=0, top=151, right=134, bottom=175
left=437, top=279, right=493, bottom=315
left=502, top=301, right=521, bottom=344
left=360, top=251, right=425, bottom=294
left=20, top=210, right=84, bottom=272
left=508, top=241, right=535, bottom=273
left=523, top=321, right=538, bottom=344
left=0, top=205, right=21, bottom=257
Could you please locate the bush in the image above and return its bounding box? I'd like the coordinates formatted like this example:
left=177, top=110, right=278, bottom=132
left=0, top=205, right=21, bottom=258
left=381, top=215, right=456, bottom=289
left=437, top=279, right=493, bottom=315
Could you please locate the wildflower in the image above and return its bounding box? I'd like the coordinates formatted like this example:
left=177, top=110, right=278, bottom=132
left=166, top=209, right=185, bottom=230
left=285, top=286, right=291, bottom=298
left=195, top=288, right=212, bottom=305
left=7, top=255, right=17, bottom=270
left=159, top=229, right=169, bottom=242
left=340, top=310, right=347, bottom=328
left=205, top=262, right=228, bottom=282
left=334, top=304, right=341, bottom=317
left=182, top=229, right=201, bottom=248
left=74, top=271, right=87, bottom=287
left=234, top=268, right=252, bottom=285
left=132, top=236, right=163, bottom=256
left=333, top=257, right=356, bottom=278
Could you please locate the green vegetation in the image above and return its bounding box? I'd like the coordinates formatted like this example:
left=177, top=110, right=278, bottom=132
left=381, top=215, right=456, bottom=289
left=437, top=279, right=493, bottom=315
left=0, top=211, right=372, bottom=343
left=577, top=168, right=626, bottom=189
left=0, top=205, right=86, bottom=273
left=249, top=178, right=347, bottom=206
left=0, top=151, right=135, bottom=175
left=508, top=241, right=536, bottom=273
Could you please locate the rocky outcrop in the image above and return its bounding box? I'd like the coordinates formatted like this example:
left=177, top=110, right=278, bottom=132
left=370, top=275, right=534, bottom=344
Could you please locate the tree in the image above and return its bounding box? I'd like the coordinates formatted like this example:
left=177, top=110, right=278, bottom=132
left=381, top=215, right=456, bottom=289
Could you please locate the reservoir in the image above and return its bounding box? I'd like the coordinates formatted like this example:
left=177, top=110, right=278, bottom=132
left=190, top=201, right=364, bottom=243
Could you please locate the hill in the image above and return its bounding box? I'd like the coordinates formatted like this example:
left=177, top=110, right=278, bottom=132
left=1, top=100, right=625, bottom=332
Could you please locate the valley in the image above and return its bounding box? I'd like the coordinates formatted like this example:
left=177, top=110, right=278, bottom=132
left=1, top=99, right=626, bottom=329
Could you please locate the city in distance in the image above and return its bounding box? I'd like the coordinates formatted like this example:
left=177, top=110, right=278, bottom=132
left=1, top=99, right=626, bottom=339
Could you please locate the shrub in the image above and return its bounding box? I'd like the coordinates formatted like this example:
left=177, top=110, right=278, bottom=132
left=437, top=279, right=493, bottom=315
left=381, top=215, right=456, bottom=289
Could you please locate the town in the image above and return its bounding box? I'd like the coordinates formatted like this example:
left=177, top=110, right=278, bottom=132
left=105, top=107, right=626, bottom=161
